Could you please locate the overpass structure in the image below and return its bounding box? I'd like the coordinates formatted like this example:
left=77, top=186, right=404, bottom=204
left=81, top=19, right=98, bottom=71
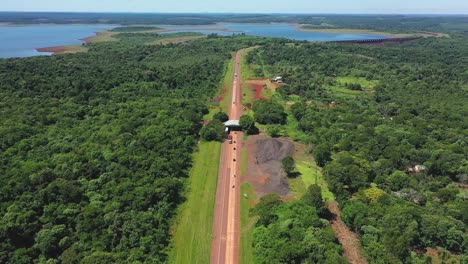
left=224, top=120, right=240, bottom=129
left=332, top=37, right=422, bottom=45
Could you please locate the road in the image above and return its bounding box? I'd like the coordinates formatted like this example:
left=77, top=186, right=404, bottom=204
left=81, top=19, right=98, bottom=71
left=211, top=51, right=242, bottom=264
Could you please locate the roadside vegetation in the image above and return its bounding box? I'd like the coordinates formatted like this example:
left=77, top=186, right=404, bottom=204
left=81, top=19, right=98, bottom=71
left=169, top=141, right=221, bottom=264
left=245, top=32, right=468, bottom=263
left=251, top=190, right=346, bottom=264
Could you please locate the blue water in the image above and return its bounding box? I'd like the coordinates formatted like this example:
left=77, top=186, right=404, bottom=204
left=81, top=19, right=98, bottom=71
left=158, top=23, right=388, bottom=42
left=0, top=24, right=116, bottom=58
left=0, top=23, right=387, bottom=58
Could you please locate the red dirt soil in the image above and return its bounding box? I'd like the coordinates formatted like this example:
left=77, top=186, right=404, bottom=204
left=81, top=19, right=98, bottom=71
left=217, top=86, right=228, bottom=103
left=36, top=32, right=100, bottom=55
left=328, top=201, right=368, bottom=264
left=252, top=84, right=267, bottom=101
left=36, top=46, right=68, bottom=54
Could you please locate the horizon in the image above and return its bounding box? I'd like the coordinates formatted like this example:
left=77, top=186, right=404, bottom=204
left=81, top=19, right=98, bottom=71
left=2, top=0, right=468, bottom=15
left=1, top=11, right=468, bottom=16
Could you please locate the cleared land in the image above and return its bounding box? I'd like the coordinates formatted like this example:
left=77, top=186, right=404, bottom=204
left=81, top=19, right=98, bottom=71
left=169, top=141, right=221, bottom=264
left=289, top=143, right=335, bottom=201
left=336, top=76, right=378, bottom=89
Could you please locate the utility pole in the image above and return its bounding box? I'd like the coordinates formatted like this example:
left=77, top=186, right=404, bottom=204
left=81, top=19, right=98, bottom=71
left=315, top=166, right=318, bottom=184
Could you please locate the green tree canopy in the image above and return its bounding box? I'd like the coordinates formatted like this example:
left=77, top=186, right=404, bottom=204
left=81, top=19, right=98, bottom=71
left=252, top=100, right=287, bottom=125
left=239, top=114, right=257, bottom=135
left=281, top=156, right=296, bottom=177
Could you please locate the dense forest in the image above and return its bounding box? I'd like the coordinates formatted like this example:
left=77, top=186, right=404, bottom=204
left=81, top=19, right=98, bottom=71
left=0, top=33, right=271, bottom=263
left=1, top=12, right=467, bottom=32
left=246, top=34, right=467, bottom=262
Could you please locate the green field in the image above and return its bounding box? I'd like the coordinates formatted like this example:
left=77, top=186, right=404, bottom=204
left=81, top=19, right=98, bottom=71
left=169, top=141, right=221, bottom=264
left=325, top=85, right=362, bottom=98
left=289, top=158, right=335, bottom=201
left=256, top=112, right=309, bottom=142
left=336, top=76, right=378, bottom=89
left=242, top=83, right=255, bottom=106
left=241, top=48, right=256, bottom=80
left=240, top=183, right=257, bottom=264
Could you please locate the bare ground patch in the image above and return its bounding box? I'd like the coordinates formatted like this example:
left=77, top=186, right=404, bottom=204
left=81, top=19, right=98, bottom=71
left=329, top=201, right=368, bottom=264
left=243, top=135, right=295, bottom=199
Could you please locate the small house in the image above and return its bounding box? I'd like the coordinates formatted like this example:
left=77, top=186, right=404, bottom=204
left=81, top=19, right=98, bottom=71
left=274, top=76, right=283, bottom=83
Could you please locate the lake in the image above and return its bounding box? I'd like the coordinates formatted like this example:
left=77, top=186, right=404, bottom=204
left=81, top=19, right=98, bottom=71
left=0, top=23, right=387, bottom=58
left=158, top=23, right=388, bottom=41
left=0, top=24, right=115, bottom=58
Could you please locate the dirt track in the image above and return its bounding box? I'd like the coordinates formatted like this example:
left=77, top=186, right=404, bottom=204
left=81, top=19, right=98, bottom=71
left=329, top=201, right=368, bottom=264
left=211, top=51, right=243, bottom=264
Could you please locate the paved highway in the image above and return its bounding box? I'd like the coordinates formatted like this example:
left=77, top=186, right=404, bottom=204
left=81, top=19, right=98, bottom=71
left=211, top=51, right=242, bottom=264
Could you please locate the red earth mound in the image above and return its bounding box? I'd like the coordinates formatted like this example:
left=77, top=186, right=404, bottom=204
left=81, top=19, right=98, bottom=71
left=36, top=46, right=68, bottom=54
left=252, top=84, right=267, bottom=100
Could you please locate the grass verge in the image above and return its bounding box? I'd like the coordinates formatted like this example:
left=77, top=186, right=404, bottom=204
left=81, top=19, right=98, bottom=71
left=220, top=58, right=235, bottom=110
left=169, top=141, right=221, bottom=264
left=242, top=83, right=255, bottom=106
left=240, top=48, right=257, bottom=80
left=289, top=157, right=335, bottom=201
left=240, top=183, right=257, bottom=264
left=241, top=147, right=248, bottom=177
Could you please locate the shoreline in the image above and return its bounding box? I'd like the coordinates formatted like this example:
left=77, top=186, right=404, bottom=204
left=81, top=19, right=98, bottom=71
left=35, top=30, right=115, bottom=55
left=0, top=23, right=121, bottom=28
left=295, top=24, right=408, bottom=38
left=36, top=44, right=88, bottom=55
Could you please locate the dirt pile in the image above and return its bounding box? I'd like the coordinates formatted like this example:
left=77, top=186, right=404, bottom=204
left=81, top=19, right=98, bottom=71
left=256, top=138, right=294, bottom=164
left=244, top=136, right=294, bottom=197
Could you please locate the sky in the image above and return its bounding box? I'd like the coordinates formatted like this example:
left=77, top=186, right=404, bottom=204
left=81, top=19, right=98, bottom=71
left=2, top=0, right=468, bottom=14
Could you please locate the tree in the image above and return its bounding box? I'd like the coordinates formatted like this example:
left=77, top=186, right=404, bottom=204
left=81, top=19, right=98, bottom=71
left=267, top=125, right=281, bottom=138
left=200, top=120, right=225, bottom=141
left=239, top=115, right=257, bottom=135
left=346, top=83, right=363, bottom=91
left=281, top=156, right=296, bottom=177
left=386, top=170, right=410, bottom=191
left=213, top=111, right=229, bottom=122
left=290, top=101, right=307, bottom=121
left=302, top=184, right=324, bottom=209
left=252, top=100, right=287, bottom=125
left=81, top=252, right=116, bottom=264
left=252, top=194, right=283, bottom=227
left=436, top=187, right=459, bottom=203
left=313, top=144, right=331, bottom=167
left=34, top=224, right=68, bottom=258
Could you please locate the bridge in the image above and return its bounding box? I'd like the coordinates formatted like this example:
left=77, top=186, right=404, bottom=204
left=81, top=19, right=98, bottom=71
left=331, top=37, right=422, bottom=45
